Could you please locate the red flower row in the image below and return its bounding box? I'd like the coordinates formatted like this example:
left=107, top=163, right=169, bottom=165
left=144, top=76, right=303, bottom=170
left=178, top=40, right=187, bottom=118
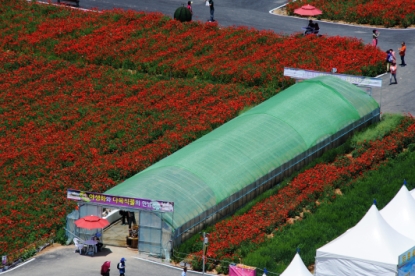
left=203, top=117, right=415, bottom=259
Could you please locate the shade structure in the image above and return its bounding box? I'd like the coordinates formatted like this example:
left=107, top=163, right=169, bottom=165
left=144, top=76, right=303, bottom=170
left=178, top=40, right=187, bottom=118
left=294, top=4, right=322, bottom=16
left=75, top=215, right=109, bottom=230
left=315, top=204, right=415, bottom=276
left=281, top=252, right=313, bottom=276
left=105, top=76, right=379, bottom=232
left=380, top=185, right=415, bottom=240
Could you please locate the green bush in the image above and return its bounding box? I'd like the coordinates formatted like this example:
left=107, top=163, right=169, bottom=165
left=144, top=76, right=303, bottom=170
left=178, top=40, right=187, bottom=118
left=54, top=228, right=67, bottom=245
left=20, top=247, right=37, bottom=261
left=191, top=256, right=203, bottom=271
left=174, top=6, right=192, bottom=22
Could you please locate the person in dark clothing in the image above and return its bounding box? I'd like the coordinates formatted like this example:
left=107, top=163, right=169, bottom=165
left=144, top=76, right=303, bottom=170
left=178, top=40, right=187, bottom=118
left=120, top=210, right=128, bottom=225
left=305, top=19, right=318, bottom=35
left=187, top=1, right=193, bottom=20
left=308, top=19, right=315, bottom=29
left=128, top=211, right=137, bottom=228
left=209, top=0, right=214, bottom=22
left=93, top=233, right=104, bottom=252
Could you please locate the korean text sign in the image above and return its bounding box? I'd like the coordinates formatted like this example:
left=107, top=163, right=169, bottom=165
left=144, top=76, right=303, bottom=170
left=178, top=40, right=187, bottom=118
left=67, top=189, right=174, bottom=212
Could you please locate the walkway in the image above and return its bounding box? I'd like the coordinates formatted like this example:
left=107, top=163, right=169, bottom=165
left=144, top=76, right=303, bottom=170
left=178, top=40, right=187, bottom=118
left=2, top=244, right=209, bottom=276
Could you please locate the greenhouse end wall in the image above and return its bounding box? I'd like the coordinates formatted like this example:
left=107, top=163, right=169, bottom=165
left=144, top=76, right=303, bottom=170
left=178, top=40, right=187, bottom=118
left=172, top=108, right=380, bottom=245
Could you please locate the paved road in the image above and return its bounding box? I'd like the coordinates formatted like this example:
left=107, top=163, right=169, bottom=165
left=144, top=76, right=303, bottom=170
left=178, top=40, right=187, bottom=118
left=1, top=245, right=210, bottom=276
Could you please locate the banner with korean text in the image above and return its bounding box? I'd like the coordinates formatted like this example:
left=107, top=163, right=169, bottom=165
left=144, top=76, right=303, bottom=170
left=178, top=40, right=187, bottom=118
left=67, top=189, right=174, bottom=212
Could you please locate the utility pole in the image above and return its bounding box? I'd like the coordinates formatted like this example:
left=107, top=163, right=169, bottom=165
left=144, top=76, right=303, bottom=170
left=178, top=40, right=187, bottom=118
left=202, top=232, right=208, bottom=275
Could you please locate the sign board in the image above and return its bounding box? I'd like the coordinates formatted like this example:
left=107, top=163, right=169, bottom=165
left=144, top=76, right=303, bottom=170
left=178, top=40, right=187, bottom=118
left=67, top=189, right=174, bottom=212
left=398, top=247, right=415, bottom=276
left=229, top=264, right=256, bottom=276
left=398, top=262, right=415, bottom=276
left=357, top=86, right=372, bottom=96
left=399, top=246, right=415, bottom=268
left=284, top=67, right=382, bottom=88
left=2, top=256, right=7, bottom=265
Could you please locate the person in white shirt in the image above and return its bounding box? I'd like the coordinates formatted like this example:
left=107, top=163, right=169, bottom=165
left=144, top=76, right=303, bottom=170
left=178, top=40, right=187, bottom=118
left=182, top=267, right=187, bottom=276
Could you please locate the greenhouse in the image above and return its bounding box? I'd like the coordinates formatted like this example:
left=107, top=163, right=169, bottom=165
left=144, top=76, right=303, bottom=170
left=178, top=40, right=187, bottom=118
left=105, top=75, right=380, bottom=254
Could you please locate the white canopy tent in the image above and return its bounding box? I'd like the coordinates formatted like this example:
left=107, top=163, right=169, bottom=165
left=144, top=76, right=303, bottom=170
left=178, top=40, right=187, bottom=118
left=380, top=185, right=415, bottom=240
left=410, top=188, right=415, bottom=200
left=315, top=204, right=415, bottom=276
left=281, top=252, right=313, bottom=276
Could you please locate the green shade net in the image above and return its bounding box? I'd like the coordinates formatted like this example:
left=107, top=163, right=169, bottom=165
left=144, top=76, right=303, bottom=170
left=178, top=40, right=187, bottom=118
left=105, top=76, right=379, bottom=230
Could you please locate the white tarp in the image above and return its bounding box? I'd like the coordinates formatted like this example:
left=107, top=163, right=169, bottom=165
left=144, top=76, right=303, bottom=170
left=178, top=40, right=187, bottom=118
left=381, top=185, right=415, bottom=240
left=281, top=252, right=313, bottom=276
left=315, top=204, right=415, bottom=276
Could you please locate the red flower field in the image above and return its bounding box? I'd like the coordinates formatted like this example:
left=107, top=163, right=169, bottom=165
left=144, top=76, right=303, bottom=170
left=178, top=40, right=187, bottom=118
left=287, top=0, right=415, bottom=27
left=0, top=0, right=385, bottom=261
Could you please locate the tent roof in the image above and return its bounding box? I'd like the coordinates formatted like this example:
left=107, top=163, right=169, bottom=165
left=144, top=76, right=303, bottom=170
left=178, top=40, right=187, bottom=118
left=316, top=204, right=415, bottom=265
left=411, top=188, right=415, bottom=200
left=281, top=252, right=313, bottom=276
left=380, top=185, right=415, bottom=240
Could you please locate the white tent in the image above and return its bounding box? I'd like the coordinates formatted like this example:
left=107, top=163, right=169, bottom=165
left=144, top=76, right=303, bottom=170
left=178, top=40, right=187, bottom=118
left=315, top=204, right=415, bottom=276
left=380, top=185, right=415, bottom=240
left=281, top=252, right=313, bottom=276
left=410, top=188, right=415, bottom=200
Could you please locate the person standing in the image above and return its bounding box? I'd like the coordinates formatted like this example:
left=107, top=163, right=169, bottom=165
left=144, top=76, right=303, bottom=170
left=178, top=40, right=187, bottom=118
left=390, top=61, right=397, bottom=84
left=372, top=29, right=379, bottom=46
left=390, top=48, right=396, bottom=63
left=208, top=0, right=214, bottom=22
left=386, top=49, right=396, bottom=72
left=386, top=50, right=392, bottom=72
left=187, top=1, right=193, bottom=20
left=117, top=258, right=126, bottom=276
left=120, top=210, right=128, bottom=225
left=182, top=267, right=187, bottom=276
left=128, top=211, right=137, bottom=228
left=101, top=261, right=111, bottom=276
left=399, top=42, right=406, bottom=66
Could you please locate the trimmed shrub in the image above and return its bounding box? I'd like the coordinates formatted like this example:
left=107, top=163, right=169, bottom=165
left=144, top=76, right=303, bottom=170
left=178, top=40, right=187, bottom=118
left=174, top=6, right=192, bottom=22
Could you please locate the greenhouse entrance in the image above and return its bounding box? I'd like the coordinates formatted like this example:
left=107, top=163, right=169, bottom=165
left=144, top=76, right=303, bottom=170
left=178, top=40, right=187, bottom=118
left=66, top=189, right=174, bottom=258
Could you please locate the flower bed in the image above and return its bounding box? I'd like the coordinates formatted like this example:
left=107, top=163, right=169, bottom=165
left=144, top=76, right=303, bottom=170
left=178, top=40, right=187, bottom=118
left=0, top=50, right=264, bottom=257
left=2, top=1, right=385, bottom=87
left=286, top=0, right=415, bottom=28
left=0, top=0, right=386, bottom=260
left=185, top=116, right=415, bottom=269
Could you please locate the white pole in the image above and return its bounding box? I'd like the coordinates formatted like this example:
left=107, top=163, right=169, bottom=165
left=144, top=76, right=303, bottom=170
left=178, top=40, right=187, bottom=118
left=202, top=232, right=205, bottom=275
